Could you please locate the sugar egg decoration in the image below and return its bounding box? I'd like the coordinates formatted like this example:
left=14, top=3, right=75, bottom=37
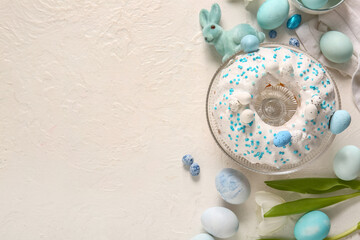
left=240, top=109, right=255, bottom=124
left=320, top=31, right=353, bottom=63
left=201, top=207, right=239, bottom=238
left=241, top=35, right=260, bottom=53
left=287, top=14, right=302, bottom=30
left=302, top=0, right=328, bottom=9
left=191, top=233, right=215, bottom=240
left=236, top=92, right=252, bottom=105
left=330, top=110, right=351, bottom=134
left=215, top=168, right=251, bottom=204
left=257, top=0, right=290, bottom=30
left=333, top=145, right=360, bottom=181
left=294, top=211, right=330, bottom=240
left=274, top=131, right=292, bottom=147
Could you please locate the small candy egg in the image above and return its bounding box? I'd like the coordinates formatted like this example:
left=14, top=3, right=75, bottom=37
left=215, top=168, right=251, bottom=204
left=191, top=233, right=214, bottom=240
left=291, top=130, right=304, bottom=143
left=190, top=163, right=200, bottom=176
left=302, top=0, right=328, bottom=9
left=333, top=145, right=360, bottom=181
left=287, top=14, right=302, bottom=30
left=269, top=30, right=277, bottom=39
left=257, top=0, right=289, bottom=30
left=240, top=109, right=255, bottom=124
left=229, top=99, right=241, bottom=112
left=330, top=110, right=351, bottom=134
left=305, top=104, right=318, bottom=120
left=311, top=95, right=322, bottom=108
left=201, top=207, right=239, bottom=238
left=182, top=154, right=194, bottom=166
left=241, top=35, right=260, bottom=53
left=274, top=131, right=292, bottom=147
left=237, top=92, right=252, bottom=105
left=320, top=31, right=353, bottom=63
left=294, top=211, right=330, bottom=240
left=289, top=37, right=300, bottom=47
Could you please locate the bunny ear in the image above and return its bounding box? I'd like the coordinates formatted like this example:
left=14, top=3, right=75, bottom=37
left=209, top=3, right=221, bottom=24
left=199, top=9, right=209, bottom=28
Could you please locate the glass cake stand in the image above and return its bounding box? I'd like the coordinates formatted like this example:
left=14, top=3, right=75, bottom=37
left=206, top=43, right=341, bottom=175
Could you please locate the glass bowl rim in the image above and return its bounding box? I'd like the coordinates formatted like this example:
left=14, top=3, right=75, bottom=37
left=293, top=0, right=346, bottom=12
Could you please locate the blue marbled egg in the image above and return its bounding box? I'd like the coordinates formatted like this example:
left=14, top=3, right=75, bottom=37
left=302, top=0, right=328, bottom=9
left=320, top=31, right=353, bottom=63
left=182, top=154, right=194, bottom=166
left=294, top=211, right=330, bottom=240
left=241, top=35, right=260, bottom=53
left=215, top=168, right=251, bottom=204
left=289, top=37, right=300, bottom=47
left=257, top=0, right=289, bottom=30
left=287, top=14, right=302, bottom=30
left=330, top=110, right=351, bottom=134
left=201, top=207, right=239, bottom=238
left=274, top=131, right=292, bottom=147
left=190, top=162, right=200, bottom=176
left=269, top=30, right=277, bottom=39
left=333, top=145, right=360, bottom=181
left=191, top=233, right=214, bottom=240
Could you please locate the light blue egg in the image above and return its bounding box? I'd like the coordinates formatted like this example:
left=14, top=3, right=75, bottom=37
left=257, top=0, right=289, bottom=30
left=320, top=31, right=353, bottom=63
left=215, top=168, right=251, bottom=204
left=201, top=207, right=239, bottom=238
left=273, top=131, right=292, bottom=147
left=182, top=154, right=194, bottom=166
left=287, top=14, right=302, bottom=30
left=191, top=233, right=215, bottom=240
left=330, top=110, right=351, bottom=134
left=241, top=35, right=260, bottom=53
left=302, top=0, right=328, bottom=9
left=333, top=145, right=360, bottom=181
left=190, top=163, right=200, bottom=176
left=294, top=211, right=330, bottom=240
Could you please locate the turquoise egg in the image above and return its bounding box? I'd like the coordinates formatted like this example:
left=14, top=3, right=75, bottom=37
left=294, top=211, right=331, bottom=240
left=241, top=35, right=260, bottom=53
left=320, top=31, right=353, bottom=63
left=302, top=0, right=328, bottom=9
left=333, top=145, right=360, bottom=181
left=191, top=233, right=215, bottom=240
left=257, top=0, right=289, bottom=30
left=330, top=110, right=351, bottom=134
left=287, top=14, right=302, bottom=30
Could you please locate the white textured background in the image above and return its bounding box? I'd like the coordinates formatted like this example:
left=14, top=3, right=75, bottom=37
left=0, top=0, right=359, bottom=239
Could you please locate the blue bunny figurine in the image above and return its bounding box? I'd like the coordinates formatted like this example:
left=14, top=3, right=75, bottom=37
left=200, top=3, right=265, bottom=62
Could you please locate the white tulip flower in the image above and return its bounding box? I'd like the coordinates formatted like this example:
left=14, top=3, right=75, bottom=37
left=255, top=191, right=289, bottom=236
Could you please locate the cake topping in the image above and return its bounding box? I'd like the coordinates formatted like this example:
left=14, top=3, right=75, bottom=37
left=240, top=109, right=255, bottom=124
left=305, top=104, right=318, bottom=120
left=229, top=98, right=242, bottom=112
left=236, top=91, right=252, bottom=105
left=274, top=131, right=292, bottom=147
left=330, top=110, right=351, bottom=134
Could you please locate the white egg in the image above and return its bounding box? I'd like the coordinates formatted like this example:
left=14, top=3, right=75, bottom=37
left=240, top=109, right=255, bottom=124
left=237, top=92, right=252, bottom=105
left=201, top=207, right=239, bottom=238
left=305, top=104, right=318, bottom=120
left=311, top=95, right=322, bottom=108
left=229, top=98, right=241, bottom=112
left=291, top=130, right=304, bottom=143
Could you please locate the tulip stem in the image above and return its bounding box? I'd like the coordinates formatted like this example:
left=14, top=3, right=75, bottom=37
left=324, top=221, right=360, bottom=240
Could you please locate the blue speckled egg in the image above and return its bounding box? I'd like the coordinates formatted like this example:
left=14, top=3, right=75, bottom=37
left=320, top=31, right=353, bottom=63
left=201, top=207, right=239, bottom=238
left=294, top=211, right=330, bottom=240
left=257, top=0, right=289, bottom=30
left=289, top=37, right=300, bottom=47
left=269, top=30, right=277, bottom=39
left=191, top=233, right=214, bottom=240
left=333, top=145, right=360, bottom=181
left=182, top=154, right=194, bottom=166
left=302, top=0, right=328, bottom=9
left=287, top=14, right=302, bottom=30
left=215, top=168, right=251, bottom=204
left=330, top=110, right=351, bottom=134
left=190, top=162, right=200, bottom=176
left=241, top=35, right=260, bottom=53
left=274, top=131, right=292, bottom=147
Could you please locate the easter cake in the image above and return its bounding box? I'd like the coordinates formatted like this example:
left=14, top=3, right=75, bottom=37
left=207, top=45, right=341, bottom=171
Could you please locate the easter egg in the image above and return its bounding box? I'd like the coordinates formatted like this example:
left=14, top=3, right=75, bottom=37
left=190, top=163, right=200, bottom=176
left=274, top=131, right=292, bottom=147
left=302, top=0, right=328, bottom=9
left=257, top=0, right=290, bottom=30
left=237, top=91, right=252, bottom=105
left=294, top=211, right=330, bottom=240
left=320, top=31, right=353, bottom=63
left=182, top=154, right=194, bottom=166
left=241, top=35, right=260, bottom=53
left=330, top=110, right=351, bottom=134
left=291, top=130, right=304, bottom=143
left=333, top=145, right=360, bottom=181
left=287, top=14, right=302, bottom=30
left=201, top=207, right=239, bottom=238
left=305, top=104, right=318, bottom=120
left=229, top=98, right=241, bottom=112
left=240, top=109, right=255, bottom=124
left=215, top=168, right=251, bottom=204
left=191, top=233, right=215, bottom=240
